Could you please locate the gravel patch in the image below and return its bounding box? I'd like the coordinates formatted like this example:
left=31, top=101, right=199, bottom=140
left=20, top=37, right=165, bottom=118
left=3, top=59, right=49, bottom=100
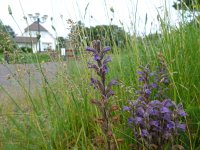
left=0, top=62, right=63, bottom=101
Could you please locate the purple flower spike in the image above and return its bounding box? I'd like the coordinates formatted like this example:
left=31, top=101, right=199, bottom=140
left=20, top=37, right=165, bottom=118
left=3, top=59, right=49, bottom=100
left=102, top=46, right=111, bottom=53
left=137, top=71, right=143, bottom=75
left=108, top=80, right=118, bottom=87
left=151, top=83, right=157, bottom=88
left=90, top=77, right=97, bottom=86
left=141, top=129, right=149, bottom=137
left=128, top=117, right=134, bottom=124
left=124, top=62, right=187, bottom=148
left=176, top=123, right=186, bottom=131
left=145, top=89, right=151, bottom=95
left=160, top=106, right=170, bottom=113
left=134, top=117, right=143, bottom=125
left=136, top=107, right=145, bottom=117
left=106, top=90, right=114, bottom=98
left=93, top=53, right=101, bottom=61
left=102, top=65, right=108, bottom=73
left=123, top=106, right=130, bottom=111
left=150, top=120, right=159, bottom=127
left=103, top=56, right=111, bottom=65
left=177, top=104, right=187, bottom=117
left=86, top=46, right=97, bottom=53
left=88, top=62, right=99, bottom=72
left=167, top=121, right=175, bottom=129
left=163, top=113, right=171, bottom=121
left=149, top=100, right=161, bottom=106
left=162, top=99, right=174, bottom=107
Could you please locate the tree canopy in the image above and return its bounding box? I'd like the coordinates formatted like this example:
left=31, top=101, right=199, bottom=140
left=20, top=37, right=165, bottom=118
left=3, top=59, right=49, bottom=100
left=0, top=20, right=16, bottom=53
left=173, top=0, right=200, bottom=11
left=68, top=21, right=130, bottom=50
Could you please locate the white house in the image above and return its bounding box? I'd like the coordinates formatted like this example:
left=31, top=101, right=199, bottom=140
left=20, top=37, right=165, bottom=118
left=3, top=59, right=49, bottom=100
left=14, top=22, right=55, bottom=53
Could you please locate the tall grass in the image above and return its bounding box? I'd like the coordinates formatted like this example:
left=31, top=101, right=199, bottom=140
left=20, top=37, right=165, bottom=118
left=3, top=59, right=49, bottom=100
left=0, top=1, right=200, bottom=149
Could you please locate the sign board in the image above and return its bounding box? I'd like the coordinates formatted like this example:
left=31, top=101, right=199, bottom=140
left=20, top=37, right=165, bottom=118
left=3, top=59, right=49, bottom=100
left=61, top=48, right=66, bottom=56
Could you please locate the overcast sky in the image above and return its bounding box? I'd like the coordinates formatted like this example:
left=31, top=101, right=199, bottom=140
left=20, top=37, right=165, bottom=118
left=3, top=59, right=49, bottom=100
left=0, top=0, right=180, bottom=37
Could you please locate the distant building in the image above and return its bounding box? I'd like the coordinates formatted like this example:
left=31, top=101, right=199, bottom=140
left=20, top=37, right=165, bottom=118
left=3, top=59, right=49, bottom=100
left=14, top=22, right=55, bottom=53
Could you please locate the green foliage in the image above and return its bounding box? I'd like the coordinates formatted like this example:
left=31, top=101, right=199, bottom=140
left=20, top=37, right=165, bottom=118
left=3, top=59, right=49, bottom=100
left=173, top=0, right=200, bottom=11
left=0, top=20, right=16, bottom=53
left=20, top=46, right=33, bottom=53
left=56, top=36, right=66, bottom=50
left=4, top=25, right=16, bottom=38
left=68, top=21, right=130, bottom=51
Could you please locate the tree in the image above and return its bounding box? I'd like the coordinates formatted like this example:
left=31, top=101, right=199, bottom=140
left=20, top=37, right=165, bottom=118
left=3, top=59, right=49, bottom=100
left=68, top=20, right=130, bottom=50
left=56, top=36, right=65, bottom=50
left=0, top=20, right=16, bottom=53
left=4, top=25, right=16, bottom=38
left=173, top=0, right=200, bottom=11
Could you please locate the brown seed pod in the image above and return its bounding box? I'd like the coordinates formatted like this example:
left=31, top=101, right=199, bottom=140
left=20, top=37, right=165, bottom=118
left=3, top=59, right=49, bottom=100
left=150, top=144, right=158, bottom=150
left=94, top=136, right=105, bottom=145
left=110, top=105, right=119, bottom=112
left=107, top=131, right=113, bottom=138
left=112, top=115, right=120, bottom=122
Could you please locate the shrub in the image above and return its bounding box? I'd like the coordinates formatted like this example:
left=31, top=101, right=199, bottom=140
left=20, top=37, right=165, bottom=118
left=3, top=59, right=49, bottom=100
left=20, top=46, right=32, bottom=53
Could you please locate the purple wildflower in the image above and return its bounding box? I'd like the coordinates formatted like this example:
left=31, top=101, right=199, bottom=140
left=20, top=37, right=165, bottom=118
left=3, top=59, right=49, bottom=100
left=124, top=61, right=186, bottom=149
left=133, top=117, right=143, bottom=125
left=167, top=121, right=175, bottom=129
left=162, top=99, right=174, bottom=107
left=123, top=106, right=130, bottom=111
left=163, top=113, right=171, bottom=121
left=136, top=107, right=145, bottom=117
left=90, top=77, right=97, bottom=86
left=86, top=41, right=118, bottom=149
left=176, top=123, right=186, bottom=131
left=93, top=53, right=101, bottom=61
left=103, top=56, right=111, bottom=64
left=137, top=71, right=143, bottom=75
left=150, top=120, right=159, bottom=128
left=108, top=80, right=118, bottom=86
left=160, top=107, right=170, bottom=113
left=177, top=104, right=187, bottom=117
left=88, top=62, right=99, bottom=72
left=86, top=46, right=97, bottom=53
left=102, top=64, right=108, bottom=73
left=145, top=89, right=151, bottom=95
left=128, top=117, right=134, bottom=124
left=102, top=46, right=111, bottom=53
left=151, top=83, right=157, bottom=88
left=141, top=129, right=149, bottom=137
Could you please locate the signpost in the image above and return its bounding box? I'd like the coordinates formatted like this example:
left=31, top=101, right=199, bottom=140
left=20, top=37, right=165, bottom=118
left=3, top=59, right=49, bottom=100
left=61, top=48, right=66, bottom=61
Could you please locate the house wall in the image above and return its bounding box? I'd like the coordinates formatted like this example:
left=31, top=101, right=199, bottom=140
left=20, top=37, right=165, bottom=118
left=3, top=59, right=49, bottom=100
left=17, top=43, right=37, bottom=53
left=23, top=31, right=55, bottom=53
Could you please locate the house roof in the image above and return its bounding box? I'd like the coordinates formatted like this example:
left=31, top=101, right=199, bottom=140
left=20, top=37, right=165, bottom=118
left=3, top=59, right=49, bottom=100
left=14, top=36, right=38, bottom=44
left=24, top=21, right=48, bottom=32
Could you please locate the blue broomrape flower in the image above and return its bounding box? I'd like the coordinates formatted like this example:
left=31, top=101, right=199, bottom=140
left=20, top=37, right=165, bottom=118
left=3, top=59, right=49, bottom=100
left=176, top=123, right=186, bottom=131
left=102, top=46, right=111, bottom=53
left=167, top=121, right=175, bottom=129
left=94, top=53, right=101, bottom=61
left=86, top=46, right=97, bottom=53
left=123, top=106, right=130, bottom=111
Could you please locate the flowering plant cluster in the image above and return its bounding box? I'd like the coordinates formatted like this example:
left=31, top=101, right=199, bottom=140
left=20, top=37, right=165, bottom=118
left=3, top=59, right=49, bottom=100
left=124, top=55, right=186, bottom=149
left=86, top=40, right=120, bottom=150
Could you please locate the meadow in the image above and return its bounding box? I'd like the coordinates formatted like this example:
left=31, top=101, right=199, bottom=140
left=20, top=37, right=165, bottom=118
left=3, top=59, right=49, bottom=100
left=0, top=4, right=200, bottom=150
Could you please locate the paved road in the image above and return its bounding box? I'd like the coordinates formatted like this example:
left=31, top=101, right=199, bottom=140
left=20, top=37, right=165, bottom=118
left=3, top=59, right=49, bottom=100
left=0, top=62, right=63, bottom=101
